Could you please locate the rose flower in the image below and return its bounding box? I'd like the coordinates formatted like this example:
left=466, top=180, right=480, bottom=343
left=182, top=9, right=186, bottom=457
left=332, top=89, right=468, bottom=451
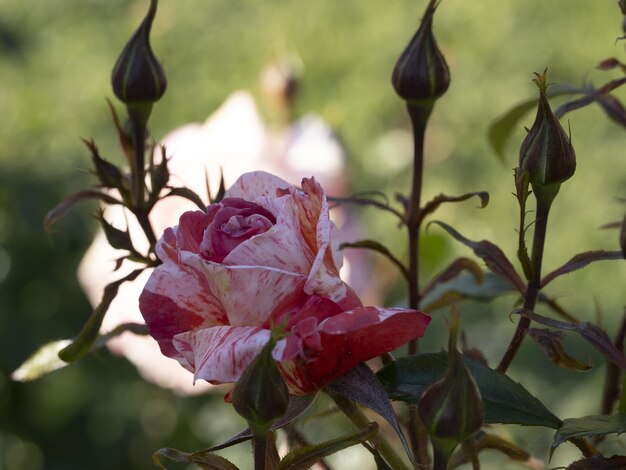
left=139, top=171, right=430, bottom=395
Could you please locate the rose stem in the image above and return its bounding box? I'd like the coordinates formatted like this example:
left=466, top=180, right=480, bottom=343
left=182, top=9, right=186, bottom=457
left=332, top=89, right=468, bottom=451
left=127, top=106, right=158, bottom=250
left=253, top=432, right=268, bottom=470
left=327, top=390, right=411, bottom=470
left=406, top=101, right=433, bottom=469
left=497, top=196, right=551, bottom=373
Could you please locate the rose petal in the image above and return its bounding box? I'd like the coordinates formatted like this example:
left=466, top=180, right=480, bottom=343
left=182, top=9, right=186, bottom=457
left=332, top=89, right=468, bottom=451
left=225, top=171, right=291, bottom=201
left=278, top=307, right=431, bottom=394
left=173, top=326, right=271, bottom=384
left=224, top=196, right=314, bottom=274
left=139, top=261, right=226, bottom=358
left=182, top=252, right=309, bottom=327
left=177, top=209, right=216, bottom=253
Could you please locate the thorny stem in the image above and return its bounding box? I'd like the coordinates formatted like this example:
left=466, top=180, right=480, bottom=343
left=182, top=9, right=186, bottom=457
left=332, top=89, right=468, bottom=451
left=406, top=102, right=434, bottom=469
left=497, top=196, right=552, bottom=373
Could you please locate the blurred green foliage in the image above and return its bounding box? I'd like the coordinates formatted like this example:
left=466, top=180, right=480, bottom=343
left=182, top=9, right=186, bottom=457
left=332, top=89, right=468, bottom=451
left=1, top=0, right=625, bottom=468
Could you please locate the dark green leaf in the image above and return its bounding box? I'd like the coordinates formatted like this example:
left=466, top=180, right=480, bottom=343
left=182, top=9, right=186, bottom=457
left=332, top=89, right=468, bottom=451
left=541, top=250, right=623, bottom=287
left=44, top=190, right=123, bottom=232
left=328, top=193, right=405, bottom=222
left=327, top=364, right=411, bottom=461
left=164, top=186, right=207, bottom=212
left=421, top=257, right=483, bottom=300
left=552, top=414, right=626, bottom=450
left=514, top=309, right=626, bottom=370
left=153, top=447, right=239, bottom=470
left=419, top=191, right=489, bottom=224
left=554, top=77, right=626, bottom=120
left=58, top=268, right=145, bottom=362
left=340, top=240, right=408, bottom=280
left=566, top=455, right=626, bottom=470
left=83, top=138, right=128, bottom=195
left=421, top=272, right=515, bottom=313
left=430, top=221, right=526, bottom=294
left=96, top=211, right=136, bottom=252
left=529, top=328, right=591, bottom=371
left=377, top=352, right=562, bottom=429
left=277, top=422, right=378, bottom=470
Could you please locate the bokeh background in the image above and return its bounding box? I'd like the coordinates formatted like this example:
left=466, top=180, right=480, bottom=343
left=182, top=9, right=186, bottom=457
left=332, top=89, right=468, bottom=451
left=1, top=0, right=625, bottom=469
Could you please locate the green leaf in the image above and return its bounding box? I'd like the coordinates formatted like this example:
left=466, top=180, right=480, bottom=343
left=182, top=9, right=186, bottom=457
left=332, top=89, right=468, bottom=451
left=541, top=250, right=624, bottom=288
left=44, top=190, right=123, bottom=232
left=514, top=309, right=626, bottom=370
left=340, top=240, right=409, bottom=280
left=566, top=455, right=626, bottom=469
left=420, top=271, right=516, bottom=313
left=419, top=191, right=489, bottom=224
left=377, top=352, right=562, bottom=429
left=420, top=257, right=484, bottom=300
left=529, top=328, right=591, bottom=371
left=277, top=422, right=378, bottom=470
left=163, top=186, right=207, bottom=212
left=12, top=323, right=149, bottom=382
left=430, top=221, right=526, bottom=294
left=59, top=268, right=145, bottom=362
left=11, top=340, right=71, bottom=381
left=552, top=414, right=626, bottom=450
left=153, top=447, right=239, bottom=470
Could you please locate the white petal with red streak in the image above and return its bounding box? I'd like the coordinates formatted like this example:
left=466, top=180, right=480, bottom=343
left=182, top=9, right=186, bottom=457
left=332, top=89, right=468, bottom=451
left=224, top=196, right=314, bottom=274
left=181, top=251, right=307, bottom=327
left=225, top=171, right=291, bottom=200
left=173, top=326, right=271, bottom=384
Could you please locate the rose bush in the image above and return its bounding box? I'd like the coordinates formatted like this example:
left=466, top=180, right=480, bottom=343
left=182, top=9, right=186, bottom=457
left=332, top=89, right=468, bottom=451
left=139, top=171, right=430, bottom=395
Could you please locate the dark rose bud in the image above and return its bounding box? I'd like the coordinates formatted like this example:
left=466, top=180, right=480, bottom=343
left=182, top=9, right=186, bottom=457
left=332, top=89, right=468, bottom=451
left=392, top=0, right=450, bottom=103
left=519, top=70, right=576, bottom=204
left=231, top=338, right=289, bottom=433
left=112, top=0, right=167, bottom=105
left=418, top=310, right=483, bottom=459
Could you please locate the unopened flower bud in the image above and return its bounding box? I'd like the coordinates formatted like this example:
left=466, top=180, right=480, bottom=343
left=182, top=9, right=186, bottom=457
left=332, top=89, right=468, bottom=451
left=392, top=0, right=450, bottom=103
left=519, top=70, right=576, bottom=204
left=112, top=0, right=167, bottom=105
left=418, top=311, right=483, bottom=452
left=231, top=338, right=289, bottom=433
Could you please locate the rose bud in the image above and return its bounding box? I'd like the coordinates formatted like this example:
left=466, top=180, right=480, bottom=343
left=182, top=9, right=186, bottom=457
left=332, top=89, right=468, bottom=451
left=111, top=0, right=167, bottom=106
left=519, top=70, right=576, bottom=205
left=418, top=310, right=483, bottom=461
left=391, top=0, right=450, bottom=103
left=231, top=337, right=289, bottom=432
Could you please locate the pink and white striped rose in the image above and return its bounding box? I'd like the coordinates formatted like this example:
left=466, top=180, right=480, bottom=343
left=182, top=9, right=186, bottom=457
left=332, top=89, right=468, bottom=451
left=139, top=171, right=430, bottom=395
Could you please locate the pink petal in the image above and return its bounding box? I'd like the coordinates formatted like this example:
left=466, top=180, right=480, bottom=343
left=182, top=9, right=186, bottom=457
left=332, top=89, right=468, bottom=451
left=176, top=209, right=217, bottom=254
left=181, top=252, right=309, bottom=327
left=293, top=307, right=430, bottom=394
left=173, top=326, right=271, bottom=384
left=225, top=171, right=291, bottom=201
left=139, top=261, right=226, bottom=358
left=224, top=196, right=314, bottom=275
